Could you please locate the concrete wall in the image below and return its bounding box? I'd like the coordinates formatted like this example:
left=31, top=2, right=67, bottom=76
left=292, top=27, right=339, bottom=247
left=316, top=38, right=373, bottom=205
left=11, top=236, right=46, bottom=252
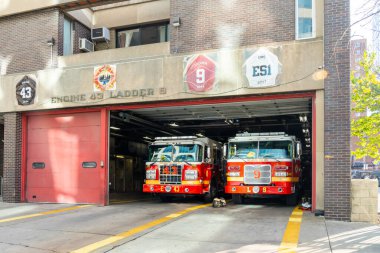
left=0, top=40, right=323, bottom=112
left=315, top=90, right=325, bottom=210
left=351, top=179, right=378, bottom=224
left=0, top=0, right=75, bottom=17
left=93, top=0, right=169, bottom=28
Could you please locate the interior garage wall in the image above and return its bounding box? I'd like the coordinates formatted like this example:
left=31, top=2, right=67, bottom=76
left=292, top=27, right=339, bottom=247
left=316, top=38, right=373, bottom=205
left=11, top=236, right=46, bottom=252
left=170, top=0, right=295, bottom=54
left=324, top=0, right=351, bottom=221
left=2, top=113, right=22, bottom=202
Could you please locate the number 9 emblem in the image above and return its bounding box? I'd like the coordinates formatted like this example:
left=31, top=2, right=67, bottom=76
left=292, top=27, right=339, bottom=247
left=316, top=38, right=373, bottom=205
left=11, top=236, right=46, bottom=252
left=184, top=54, right=217, bottom=92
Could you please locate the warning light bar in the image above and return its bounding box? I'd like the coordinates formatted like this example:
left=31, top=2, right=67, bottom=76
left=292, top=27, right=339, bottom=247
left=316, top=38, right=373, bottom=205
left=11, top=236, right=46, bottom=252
left=236, top=132, right=287, bottom=137
left=155, top=136, right=198, bottom=140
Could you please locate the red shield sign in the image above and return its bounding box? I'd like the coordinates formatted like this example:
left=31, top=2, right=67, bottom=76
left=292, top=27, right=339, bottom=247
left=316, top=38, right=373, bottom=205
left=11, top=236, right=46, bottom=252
left=184, top=55, right=216, bottom=92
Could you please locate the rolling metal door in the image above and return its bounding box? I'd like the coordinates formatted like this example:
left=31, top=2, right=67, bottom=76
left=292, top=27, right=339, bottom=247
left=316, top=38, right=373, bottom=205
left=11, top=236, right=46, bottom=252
left=26, top=112, right=106, bottom=204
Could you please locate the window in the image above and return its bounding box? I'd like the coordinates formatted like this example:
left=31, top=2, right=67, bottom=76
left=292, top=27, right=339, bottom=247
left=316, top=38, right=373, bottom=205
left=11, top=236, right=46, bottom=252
left=296, top=0, right=315, bottom=39
left=63, top=17, right=73, bottom=55
left=116, top=22, right=169, bottom=48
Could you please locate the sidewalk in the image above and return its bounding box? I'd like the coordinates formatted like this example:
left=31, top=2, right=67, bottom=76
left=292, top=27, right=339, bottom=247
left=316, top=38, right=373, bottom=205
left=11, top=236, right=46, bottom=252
left=299, top=211, right=380, bottom=252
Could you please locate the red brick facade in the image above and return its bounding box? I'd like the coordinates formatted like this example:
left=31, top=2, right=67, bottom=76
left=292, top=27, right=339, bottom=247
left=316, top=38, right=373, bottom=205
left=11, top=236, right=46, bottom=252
left=324, top=0, right=351, bottom=221
left=170, top=0, right=295, bottom=54
left=2, top=113, right=22, bottom=202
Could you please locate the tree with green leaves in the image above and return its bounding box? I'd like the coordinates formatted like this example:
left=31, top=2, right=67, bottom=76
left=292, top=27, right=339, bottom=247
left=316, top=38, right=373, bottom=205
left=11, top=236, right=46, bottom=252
left=351, top=52, right=380, bottom=163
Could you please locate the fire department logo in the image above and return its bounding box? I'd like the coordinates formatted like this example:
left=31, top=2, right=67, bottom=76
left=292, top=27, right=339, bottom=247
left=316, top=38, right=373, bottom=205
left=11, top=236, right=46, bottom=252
left=184, top=54, right=217, bottom=92
left=244, top=48, right=281, bottom=88
left=93, top=64, right=116, bottom=92
left=16, top=75, right=37, bottom=106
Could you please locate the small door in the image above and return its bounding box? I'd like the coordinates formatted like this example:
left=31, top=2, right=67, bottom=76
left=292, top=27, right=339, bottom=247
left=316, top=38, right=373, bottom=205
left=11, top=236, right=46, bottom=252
left=26, top=111, right=105, bottom=204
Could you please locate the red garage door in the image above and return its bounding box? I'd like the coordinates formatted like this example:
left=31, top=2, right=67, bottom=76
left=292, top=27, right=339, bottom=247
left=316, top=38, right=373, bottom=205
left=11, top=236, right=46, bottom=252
left=26, top=111, right=106, bottom=204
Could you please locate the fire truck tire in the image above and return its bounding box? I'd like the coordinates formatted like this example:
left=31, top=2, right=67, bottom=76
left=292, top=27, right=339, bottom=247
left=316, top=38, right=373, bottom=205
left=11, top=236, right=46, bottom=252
left=203, top=181, right=217, bottom=203
left=232, top=194, right=244, bottom=204
left=159, top=196, right=173, bottom=202
left=285, top=193, right=298, bottom=206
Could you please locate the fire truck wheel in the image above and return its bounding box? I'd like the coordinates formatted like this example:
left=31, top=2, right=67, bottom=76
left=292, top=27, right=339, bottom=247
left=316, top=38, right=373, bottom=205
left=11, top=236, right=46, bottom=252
left=203, top=182, right=217, bottom=203
left=159, top=195, right=173, bottom=202
left=285, top=193, right=298, bottom=206
left=232, top=194, right=244, bottom=204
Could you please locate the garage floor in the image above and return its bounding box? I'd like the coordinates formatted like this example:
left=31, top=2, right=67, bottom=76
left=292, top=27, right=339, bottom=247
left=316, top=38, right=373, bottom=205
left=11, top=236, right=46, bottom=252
left=0, top=199, right=379, bottom=253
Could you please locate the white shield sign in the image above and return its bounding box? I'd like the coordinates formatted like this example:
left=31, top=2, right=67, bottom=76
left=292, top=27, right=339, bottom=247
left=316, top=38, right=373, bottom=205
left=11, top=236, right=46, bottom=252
left=244, top=48, right=281, bottom=88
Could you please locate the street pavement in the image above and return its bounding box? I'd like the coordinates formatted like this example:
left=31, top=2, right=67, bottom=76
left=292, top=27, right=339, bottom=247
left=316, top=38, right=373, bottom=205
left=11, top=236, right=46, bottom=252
left=0, top=197, right=379, bottom=253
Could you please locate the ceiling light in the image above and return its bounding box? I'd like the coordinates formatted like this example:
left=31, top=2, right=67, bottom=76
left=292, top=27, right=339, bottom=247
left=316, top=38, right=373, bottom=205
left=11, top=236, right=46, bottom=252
left=305, top=138, right=311, bottom=142
left=169, top=122, right=179, bottom=127
left=302, top=129, right=309, bottom=134
left=143, top=136, right=153, bottom=140
left=306, top=144, right=311, bottom=148
left=299, top=115, right=307, bottom=123
left=196, top=133, right=205, bottom=137
left=110, top=126, right=120, bottom=130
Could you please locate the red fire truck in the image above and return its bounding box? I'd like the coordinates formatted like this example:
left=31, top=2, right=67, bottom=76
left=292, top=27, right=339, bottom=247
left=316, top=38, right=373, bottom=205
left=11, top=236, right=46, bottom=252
left=225, top=132, right=302, bottom=205
left=143, top=136, right=223, bottom=202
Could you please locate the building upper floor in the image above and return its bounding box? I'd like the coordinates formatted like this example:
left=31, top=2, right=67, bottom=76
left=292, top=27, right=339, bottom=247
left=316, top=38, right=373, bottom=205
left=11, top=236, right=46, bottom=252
left=0, top=0, right=323, bottom=75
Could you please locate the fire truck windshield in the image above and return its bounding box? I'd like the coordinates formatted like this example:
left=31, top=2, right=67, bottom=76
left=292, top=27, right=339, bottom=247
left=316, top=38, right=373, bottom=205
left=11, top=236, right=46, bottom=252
left=228, top=141, right=293, bottom=159
left=148, top=144, right=203, bottom=162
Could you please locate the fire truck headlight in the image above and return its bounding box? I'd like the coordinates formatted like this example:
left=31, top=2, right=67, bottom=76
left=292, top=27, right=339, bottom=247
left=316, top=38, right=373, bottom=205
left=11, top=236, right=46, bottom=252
left=275, top=171, right=287, bottom=177
left=228, top=172, right=240, bottom=177
left=185, top=170, right=198, bottom=180
left=146, top=170, right=157, bottom=180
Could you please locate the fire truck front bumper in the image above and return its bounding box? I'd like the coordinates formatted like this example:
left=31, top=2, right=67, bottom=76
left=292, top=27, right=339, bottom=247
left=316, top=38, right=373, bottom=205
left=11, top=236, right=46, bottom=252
left=143, top=184, right=204, bottom=195
left=225, top=185, right=294, bottom=195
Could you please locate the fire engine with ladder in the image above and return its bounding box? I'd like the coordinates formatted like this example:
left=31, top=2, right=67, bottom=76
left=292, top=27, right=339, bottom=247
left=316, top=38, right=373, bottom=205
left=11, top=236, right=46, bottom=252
left=225, top=132, right=302, bottom=205
left=143, top=136, right=223, bottom=202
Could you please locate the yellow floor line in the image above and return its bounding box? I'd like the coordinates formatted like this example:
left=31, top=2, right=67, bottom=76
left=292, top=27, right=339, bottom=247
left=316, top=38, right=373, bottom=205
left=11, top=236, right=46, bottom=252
left=71, top=203, right=211, bottom=253
left=278, top=206, right=304, bottom=253
left=109, top=198, right=153, bottom=205
left=0, top=205, right=91, bottom=223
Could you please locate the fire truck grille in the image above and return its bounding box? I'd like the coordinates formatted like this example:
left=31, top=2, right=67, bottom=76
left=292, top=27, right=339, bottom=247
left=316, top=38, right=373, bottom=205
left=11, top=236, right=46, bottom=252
left=244, top=165, right=271, bottom=185
left=160, top=165, right=182, bottom=185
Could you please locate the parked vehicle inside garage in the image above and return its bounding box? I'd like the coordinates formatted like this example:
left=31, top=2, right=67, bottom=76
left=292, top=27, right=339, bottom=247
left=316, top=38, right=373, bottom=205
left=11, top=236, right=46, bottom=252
left=225, top=132, right=302, bottom=205
left=143, top=136, right=223, bottom=202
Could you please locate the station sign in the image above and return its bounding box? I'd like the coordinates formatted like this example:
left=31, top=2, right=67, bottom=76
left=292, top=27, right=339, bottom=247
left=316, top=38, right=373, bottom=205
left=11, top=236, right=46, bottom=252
left=184, top=54, right=217, bottom=92
left=16, top=75, right=37, bottom=105
left=244, top=48, right=281, bottom=88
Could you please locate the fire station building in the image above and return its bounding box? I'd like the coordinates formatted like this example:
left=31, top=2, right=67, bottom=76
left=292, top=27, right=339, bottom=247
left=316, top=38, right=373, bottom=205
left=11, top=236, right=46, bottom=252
left=0, top=0, right=350, bottom=221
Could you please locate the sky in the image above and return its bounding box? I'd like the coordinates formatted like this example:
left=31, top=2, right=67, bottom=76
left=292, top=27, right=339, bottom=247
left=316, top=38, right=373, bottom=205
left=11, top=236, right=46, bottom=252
left=351, top=0, right=376, bottom=48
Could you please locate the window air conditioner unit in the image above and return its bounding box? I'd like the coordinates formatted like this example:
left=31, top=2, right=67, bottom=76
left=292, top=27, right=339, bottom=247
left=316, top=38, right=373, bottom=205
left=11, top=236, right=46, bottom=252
left=79, top=38, right=94, bottom=52
left=91, top=27, right=110, bottom=42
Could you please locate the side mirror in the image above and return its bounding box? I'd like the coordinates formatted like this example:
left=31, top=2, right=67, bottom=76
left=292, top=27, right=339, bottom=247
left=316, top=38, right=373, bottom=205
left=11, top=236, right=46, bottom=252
left=296, top=142, right=302, bottom=158
left=207, top=146, right=211, bottom=159
left=223, top=144, right=227, bottom=158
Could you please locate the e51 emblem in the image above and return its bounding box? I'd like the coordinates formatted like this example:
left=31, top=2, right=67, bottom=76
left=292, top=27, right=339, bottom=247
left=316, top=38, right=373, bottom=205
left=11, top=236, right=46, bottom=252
left=244, top=48, right=281, bottom=88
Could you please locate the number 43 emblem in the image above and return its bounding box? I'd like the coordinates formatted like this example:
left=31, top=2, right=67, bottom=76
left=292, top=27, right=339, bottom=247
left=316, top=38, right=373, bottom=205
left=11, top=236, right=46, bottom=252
left=16, top=75, right=36, bottom=105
